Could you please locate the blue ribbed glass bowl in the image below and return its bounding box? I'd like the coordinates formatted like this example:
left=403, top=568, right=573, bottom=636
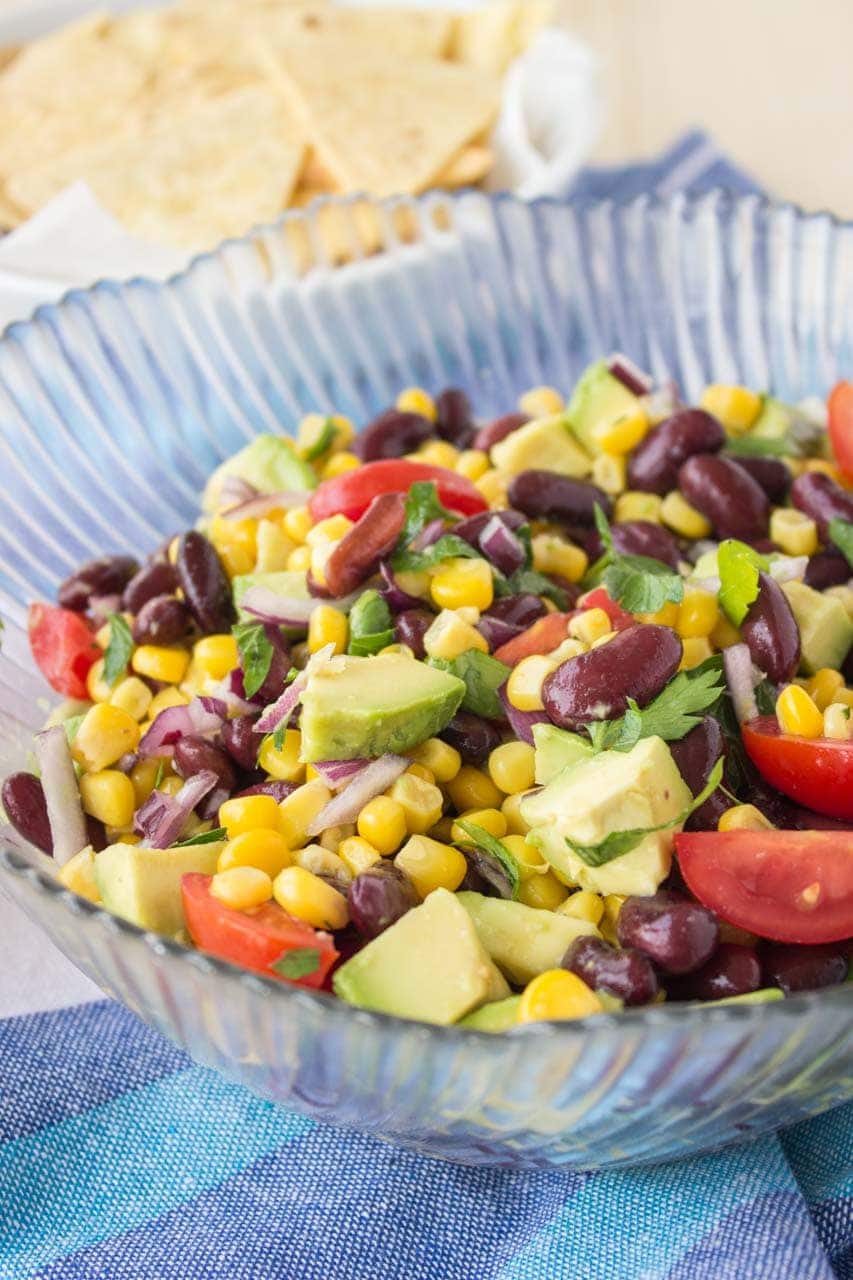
left=1, top=191, right=851, bottom=1169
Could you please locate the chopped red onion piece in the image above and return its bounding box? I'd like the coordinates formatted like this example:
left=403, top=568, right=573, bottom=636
left=476, top=615, right=522, bottom=652
left=607, top=352, right=653, bottom=397
left=255, top=643, right=336, bottom=733
left=138, top=696, right=225, bottom=759
left=241, top=586, right=358, bottom=626
left=306, top=754, right=410, bottom=836
left=498, top=681, right=548, bottom=745
left=136, top=769, right=219, bottom=848
left=219, top=476, right=257, bottom=509
left=34, top=726, right=88, bottom=865
left=768, top=556, right=808, bottom=585
left=378, top=562, right=422, bottom=613
left=223, top=490, right=309, bottom=520
left=723, top=644, right=759, bottom=724
left=411, top=518, right=446, bottom=551
left=478, top=515, right=525, bottom=575
left=311, top=758, right=370, bottom=790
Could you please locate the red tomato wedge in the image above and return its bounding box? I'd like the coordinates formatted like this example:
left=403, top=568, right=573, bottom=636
left=675, top=829, right=853, bottom=944
left=28, top=603, right=100, bottom=699
left=828, top=380, right=853, bottom=478
left=493, top=612, right=577, bottom=666
left=308, top=459, right=487, bottom=523
left=742, top=716, right=853, bottom=820
left=182, top=873, right=338, bottom=989
left=577, top=586, right=635, bottom=631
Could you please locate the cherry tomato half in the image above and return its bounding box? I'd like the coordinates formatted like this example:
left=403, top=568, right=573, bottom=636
left=676, top=829, right=853, bottom=944
left=828, top=380, right=853, bottom=479
left=742, top=715, right=853, bottom=820
left=308, top=459, right=487, bottom=523
left=577, top=586, right=635, bottom=631
left=181, top=873, right=338, bottom=989
left=28, top=603, right=100, bottom=699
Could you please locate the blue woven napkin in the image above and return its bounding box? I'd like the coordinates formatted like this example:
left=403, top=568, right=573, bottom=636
left=2, top=133, right=851, bottom=1280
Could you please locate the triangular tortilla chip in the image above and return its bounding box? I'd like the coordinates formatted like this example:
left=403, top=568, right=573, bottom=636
left=260, top=4, right=453, bottom=61
left=449, top=0, right=554, bottom=73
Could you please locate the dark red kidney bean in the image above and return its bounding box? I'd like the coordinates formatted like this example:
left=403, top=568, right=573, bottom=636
left=678, top=453, right=770, bottom=541
left=435, top=387, right=474, bottom=448
left=485, top=593, right=547, bottom=629
left=740, top=572, right=801, bottom=683
left=627, top=409, right=725, bottom=495
left=585, top=520, right=681, bottom=570
left=562, top=936, right=659, bottom=1006
left=306, top=570, right=332, bottom=599
left=122, top=561, right=179, bottom=613
left=542, top=624, right=682, bottom=730
left=476, top=615, right=522, bottom=652
left=58, top=555, right=139, bottom=612
left=2, top=772, right=53, bottom=854
left=348, top=863, right=419, bottom=939
left=453, top=509, right=526, bottom=547
left=669, top=717, right=729, bottom=832
left=173, top=737, right=235, bottom=792
left=804, top=550, right=850, bottom=591
left=131, top=595, right=192, bottom=646
left=324, top=492, right=406, bottom=598
left=473, top=412, right=528, bottom=453
left=761, top=942, right=849, bottom=995
left=394, top=608, right=434, bottom=659
left=729, top=456, right=791, bottom=503
left=617, top=892, right=719, bottom=974
left=221, top=716, right=262, bottom=771
left=234, top=779, right=295, bottom=802
left=508, top=470, right=612, bottom=527
left=176, top=531, right=235, bottom=635
left=440, top=711, right=503, bottom=763
left=353, top=409, right=433, bottom=461
left=668, top=943, right=761, bottom=1001
left=85, top=816, right=108, bottom=852
left=462, top=846, right=514, bottom=899
left=791, top=471, right=853, bottom=539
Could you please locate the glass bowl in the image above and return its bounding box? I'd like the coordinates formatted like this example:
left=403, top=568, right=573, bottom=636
left=1, top=190, right=851, bottom=1170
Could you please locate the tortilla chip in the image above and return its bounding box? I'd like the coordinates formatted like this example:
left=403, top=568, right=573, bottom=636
left=8, top=87, right=305, bottom=252
left=435, top=145, right=493, bottom=189
left=449, top=0, right=554, bottom=73
left=0, top=184, right=24, bottom=229
left=273, top=53, right=499, bottom=197
left=261, top=4, right=453, bottom=61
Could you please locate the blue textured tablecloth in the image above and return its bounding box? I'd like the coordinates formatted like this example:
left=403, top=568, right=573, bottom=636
left=2, top=132, right=851, bottom=1280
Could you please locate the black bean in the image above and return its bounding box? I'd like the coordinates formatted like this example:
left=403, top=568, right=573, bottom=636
left=542, top=624, right=682, bottom=730
left=172, top=737, right=235, bottom=791
left=394, top=608, right=434, bottom=659
left=507, top=470, right=612, bottom=527
left=562, top=936, right=659, bottom=1006
left=485, top=593, right=547, bottom=629
left=804, top=550, right=850, bottom=591
left=627, top=409, right=725, bottom=495
left=175, top=531, right=235, bottom=634
left=435, top=387, right=474, bottom=448
left=668, top=943, right=762, bottom=1002
left=678, top=453, right=770, bottom=541
left=353, top=410, right=433, bottom=461
left=131, top=595, right=192, bottom=646
left=122, top=561, right=179, bottom=613
left=221, top=716, right=262, bottom=771
left=439, top=712, right=503, bottom=764
left=58, top=555, right=139, bottom=612
left=617, top=892, right=719, bottom=974
left=761, top=942, right=849, bottom=995
left=348, top=863, right=418, bottom=939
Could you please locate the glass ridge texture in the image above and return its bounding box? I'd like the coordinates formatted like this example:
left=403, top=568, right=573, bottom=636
left=0, top=191, right=851, bottom=1169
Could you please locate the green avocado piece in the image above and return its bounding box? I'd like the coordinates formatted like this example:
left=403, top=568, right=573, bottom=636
left=333, top=888, right=509, bottom=1024
left=781, top=580, right=853, bottom=675
left=749, top=397, right=791, bottom=439
left=457, top=892, right=599, bottom=986
left=709, top=987, right=785, bottom=1006
left=299, top=652, right=465, bottom=761
left=203, top=434, right=316, bottom=511
left=459, top=995, right=522, bottom=1032
left=565, top=359, right=643, bottom=455
left=491, top=414, right=591, bottom=478
left=94, top=841, right=224, bottom=936
left=532, top=723, right=596, bottom=785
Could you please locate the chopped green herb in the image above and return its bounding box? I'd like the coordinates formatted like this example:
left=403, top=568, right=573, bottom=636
left=273, top=722, right=287, bottom=751
left=62, top=713, right=85, bottom=745
left=429, top=649, right=510, bottom=719
left=391, top=534, right=479, bottom=574
left=347, top=589, right=394, bottom=657
left=717, top=539, right=769, bottom=626
left=828, top=517, right=853, bottom=569
left=455, top=819, right=520, bottom=899
left=398, top=481, right=455, bottom=547
left=302, top=418, right=336, bottom=462
left=724, top=437, right=792, bottom=458
left=153, top=759, right=166, bottom=790
left=493, top=567, right=569, bottom=609
left=172, top=826, right=227, bottom=847
left=590, top=505, right=684, bottom=614
left=102, top=613, right=134, bottom=687
left=587, top=663, right=725, bottom=752
left=233, top=621, right=274, bottom=699
left=271, top=947, right=321, bottom=979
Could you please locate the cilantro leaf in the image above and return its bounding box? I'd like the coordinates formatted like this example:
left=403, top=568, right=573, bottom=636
left=347, top=589, right=394, bottom=657
left=391, top=534, right=479, bottom=574
left=565, top=758, right=724, bottom=867
left=153, top=759, right=166, bottom=790
left=717, top=539, right=769, bottom=625
left=233, top=621, right=274, bottom=699
left=828, top=517, right=853, bottom=570
left=493, top=567, right=570, bottom=609
left=302, top=417, right=337, bottom=462
left=172, top=826, right=227, bottom=847
left=103, top=613, right=134, bottom=687
left=594, top=502, right=614, bottom=550
left=428, top=650, right=510, bottom=719
left=724, top=437, right=791, bottom=458
left=273, top=723, right=287, bottom=751
left=590, top=504, right=684, bottom=613
left=587, top=663, right=725, bottom=752
left=398, top=481, right=455, bottom=548
left=271, top=947, right=321, bottom=979
left=454, top=819, right=520, bottom=899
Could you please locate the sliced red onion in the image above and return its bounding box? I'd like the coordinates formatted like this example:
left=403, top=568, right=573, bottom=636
left=255, top=643, right=336, bottom=733
left=34, top=726, right=88, bottom=866
left=479, top=515, right=525, bottom=575
left=411, top=518, right=446, bottom=551
left=223, top=489, right=308, bottom=520
left=138, top=696, right=225, bottom=759
left=476, top=614, right=522, bottom=652
left=89, top=593, right=122, bottom=622
left=378, top=562, right=422, bottom=613
left=498, top=681, right=548, bottom=745
left=310, top=758, right=370, bottom=791
left=212, top=670, right=258, bottom=714
left=454, top=509, right=525, bottom=547
left=607, top=352, right=653, bottom=397
left=136, top=769, right=219, bottom=847
left=241, top=586, right=358, bottom=626
left=768, top=555, right=808, bottom=585
left=723, top=643, right=759, bottom=724
left=219, top=476, right=258, bottom=509
left=305, top=754, right=409, bottom=836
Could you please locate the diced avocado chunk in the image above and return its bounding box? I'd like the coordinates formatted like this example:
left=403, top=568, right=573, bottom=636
left=57, top=845, right=100, bottom=904
left=782, top=580, right=853, bottom=675
left=521, top=736, right=691, bottom=897
left=299, top=653, right=465, bottom=761
left=749, top=397, right=791, bottom=439
left=532, top=723, right=596, bottom=785
left=710, top=987, right=784, bottom=1006
left=459, top=995, right=522, bottom=1032
left=94, top=841, right=223, bottom=936
left=203, top=434, right=316, bottom=511
left=457, top=892, right=599, bottom=986
left=333, top=888, right=508, bottom=1024
left=565, top=359, right=643, bottom=455
left=491, top=414, right=591, bottom=478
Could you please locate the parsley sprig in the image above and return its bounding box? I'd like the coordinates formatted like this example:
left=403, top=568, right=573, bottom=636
left=587, top=661, right=725, bottom=753
left=590, top=506, right=684, bottom=614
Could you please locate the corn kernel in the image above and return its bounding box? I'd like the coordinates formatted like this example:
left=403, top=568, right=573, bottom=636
left=430, top=558, right=494, bottom=612
left=357, top=795, right=408, bottom=855
left=517, top=870, right=569, bottom=910
left=293, top=844, right=351, bottom=887
left=488, top=741, right=536, bottom=795
left=283, top=506, right=313, bottom=543
left=407, top=737, right=461, bottom=783
left=86, top=658, right=113, bottom=703
left=308, top=604, right=348, bottom=655
left=218, top=829, right=292, bottom=878
left=192, top=634, right=239, bottom=682
left=404, top=762, right=434, bottom=784
left=377, top=644, right=415, bottom=659
left=548, top=637, right=586, bottom=664
left=710, top=614, right=741, bottom=650
left=338, top=835, right=382, bottom=877
left=592, top=408, right=649, bottom=455
left=568, top=607, right=612, bottom=646
left=79, top=769, right=135, bottom=828
left=286, top=545, right=312, bottom=573
left=614, top=491, right=663, bottom=524
left=600, top=894, right=626, bottom=946
left=634, top=601, right=679, bottom=628
left=700, top=384, right=762, bottom=435
left=455, top=449, right=490, bottom=481
left=318, top=823, right=356, bottom=853
left=395, top=834, right=466, bottom=898
left=718, top=804, right=774, bottom=832
left=211, top=866, right=272, bottom=911
left=805, top=667, right=845, bottom=711
left=158, top=775, right=184, bottom=798
left=676, top=589, right=719, bottom=640
left=518, top=385, right=564, bottom=418
left=558, top=889, right=605, bottom=925
left=417, top=441, right=459, bottom=469
left=321, top=451, right=360, bottom=479
left=506, top=653, right=558, bottom=712
left=277, top=779, right=333, bottom=849
left=131, top=644, right=190, bottom=685
left=591, top=452, right=627, bottom=496
left=129, top=757, right=165, bottom=807
left=776, top=684, right=824, bottom=738
left=219, top=794, right=282, bottom=838
left=769, top=507, right=818, bottom=557
left=423, top=609, right=488, bottom=660
left=518, top=969, right=602, bottom=1023
left=475, top=468, right=508, bottom=508
left=823, top=702, right=852, bottom=740
left=531, top=533, right=588, bottom=583
left=446, top=765, right=503, bottom=813
left=272, top=865, right=348, bottom=929
left=73, top=703, right=140, bottom=772
left=679, top=636, right=713, bottom=670
left=396, top=386, right=437, bottom=421
left=831, top=687, right=853, bottom=710
left=108, top=676, right=152, bottom=722
left=388, top=774, right=444, bottom=834
left=500, top=792, right=531, bottom=836
left=305, top=514, right=352, bottom=548
left=255, top=519, right=297, bottom=572
left=451, top=807, right=507, bottom=843
left=660, top=490, right=712, bottom=539
left=258, top=729, right=305, bottom=783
